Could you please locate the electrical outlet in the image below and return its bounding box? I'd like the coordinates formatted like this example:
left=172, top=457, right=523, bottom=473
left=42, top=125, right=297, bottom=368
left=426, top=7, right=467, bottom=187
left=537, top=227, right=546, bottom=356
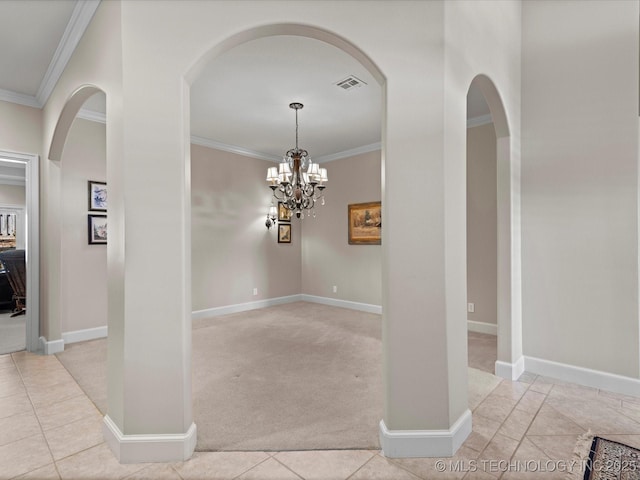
left=253, top=288, right=258, bottom=296
left=332, top=285, right=337, bottom=293
left=467, top=303, right=475, bottom=313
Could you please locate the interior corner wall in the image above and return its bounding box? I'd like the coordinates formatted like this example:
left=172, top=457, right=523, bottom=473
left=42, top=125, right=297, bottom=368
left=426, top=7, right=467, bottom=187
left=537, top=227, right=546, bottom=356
left=301, top=150, right=381, bottom=306
left=0, top=185, right=26, bottom=207
left=522, top=0, right=639, bottom=377
left=60, top=118, right=107, bottom=334
left=191, top=144, right=301, bottom=311
left=0, top=100, right=43, bottom=156
left=467, top=123, right=497, bottom=326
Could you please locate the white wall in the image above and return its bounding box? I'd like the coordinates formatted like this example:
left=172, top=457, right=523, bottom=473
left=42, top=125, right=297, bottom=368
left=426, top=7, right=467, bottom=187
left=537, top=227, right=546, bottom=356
left=60, top=118, right=107, bottom=334
left=467, top=123, right=497, bottom=326
left=191, top=144, right=301, bottom=311
left=522, top=0, right=639, bottom=377
left=0, top=185, right=25, bottom=207
left=443, top=0, right=522, bottom=417
left=302, top=150, right=381, bottom=306
left=0, top=101, right=42, bottom=155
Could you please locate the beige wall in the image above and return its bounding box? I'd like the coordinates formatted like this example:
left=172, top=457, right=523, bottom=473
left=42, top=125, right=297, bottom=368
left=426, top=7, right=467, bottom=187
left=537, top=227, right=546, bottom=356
left=302, top=150, right=381, bottom=305
left=60, top=118, right=107, bottom=334
left=38, top=0, right=523, bottom=455
left=0, top=101, right=42, bottom=155
left=191, top=144, right=301, bottom=311
left=191, top=148, right=382, bottom=310
left=467, top=123, right=497, bottom=326
left=0, top=185, right=26, bottom=207
left=522, top=0, right=639, bottom=377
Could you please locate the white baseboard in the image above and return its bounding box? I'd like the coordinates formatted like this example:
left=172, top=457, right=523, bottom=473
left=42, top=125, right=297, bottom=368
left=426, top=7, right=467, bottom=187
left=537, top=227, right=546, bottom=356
left=192, top=294, right=382, bottom=320
left=379, top=409, right=472, bottom=458
left=191, top=294, right=303, bottom=320
left=524, top=356, right=640, bottom=398
left=300, top=294, right=382, bottom=314
left=495, top=356, right=525, bottom=381
left=39, top=336, right=64, bottom=355
left=103, top=415, right=197, bottom=463
left=467, top=320, right=497, bottom=336
left=62, top=326, right=107, bottom=344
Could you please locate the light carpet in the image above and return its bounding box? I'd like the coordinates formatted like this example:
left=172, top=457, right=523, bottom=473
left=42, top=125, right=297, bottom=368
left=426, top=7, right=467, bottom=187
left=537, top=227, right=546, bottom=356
left=56, top=302, right=499, bottom=451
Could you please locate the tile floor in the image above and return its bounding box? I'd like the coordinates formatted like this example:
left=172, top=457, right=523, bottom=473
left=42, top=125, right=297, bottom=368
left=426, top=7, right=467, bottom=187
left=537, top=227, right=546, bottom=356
left=1, top=348, right=640, bottom=479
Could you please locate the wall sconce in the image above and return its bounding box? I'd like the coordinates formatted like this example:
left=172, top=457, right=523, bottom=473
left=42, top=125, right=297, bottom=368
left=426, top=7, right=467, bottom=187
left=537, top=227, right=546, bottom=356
left=265, top=203, right=278, bottom=229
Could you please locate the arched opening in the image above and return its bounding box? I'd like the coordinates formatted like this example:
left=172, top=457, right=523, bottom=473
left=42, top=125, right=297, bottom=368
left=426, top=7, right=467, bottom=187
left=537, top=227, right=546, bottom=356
left=186, top=26, right=385, bottom=451
left=466, top=74, right=522, bottom=381
left=49, top=85, right=104, bottom=162
left=44, top=85, right=108, bottom=365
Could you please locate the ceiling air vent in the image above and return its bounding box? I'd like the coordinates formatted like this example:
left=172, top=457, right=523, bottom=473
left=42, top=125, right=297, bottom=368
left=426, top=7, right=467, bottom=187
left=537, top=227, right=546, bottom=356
left=336, top=75, right=367, bottom=91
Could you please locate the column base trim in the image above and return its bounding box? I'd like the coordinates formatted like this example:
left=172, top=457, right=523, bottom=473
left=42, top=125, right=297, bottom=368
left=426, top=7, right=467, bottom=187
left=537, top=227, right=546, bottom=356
left=103, top=415, right=197, bottom=463
left=39, top=336, right=64, bottom=355
left=495, top=356, right=525, bottom=381
left=379, top=409, right=472, bottom=458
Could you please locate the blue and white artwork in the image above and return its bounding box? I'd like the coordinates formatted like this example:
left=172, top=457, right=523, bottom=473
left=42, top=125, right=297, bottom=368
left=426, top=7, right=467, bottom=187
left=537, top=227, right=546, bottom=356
left=88, top=181, right=107, bottom=211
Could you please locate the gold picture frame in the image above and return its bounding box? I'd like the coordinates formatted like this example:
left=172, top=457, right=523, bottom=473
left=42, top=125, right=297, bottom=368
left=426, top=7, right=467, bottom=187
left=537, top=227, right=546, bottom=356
left=278, top=223, right=291, bottom=243
left=348, top=201, right=381, bottom=245
left=278, top=202, right=292, bottom=222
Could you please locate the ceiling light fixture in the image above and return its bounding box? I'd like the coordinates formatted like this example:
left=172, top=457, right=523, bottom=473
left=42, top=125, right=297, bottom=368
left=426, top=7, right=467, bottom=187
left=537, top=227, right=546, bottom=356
left=266, top=102, right=327, bottom=226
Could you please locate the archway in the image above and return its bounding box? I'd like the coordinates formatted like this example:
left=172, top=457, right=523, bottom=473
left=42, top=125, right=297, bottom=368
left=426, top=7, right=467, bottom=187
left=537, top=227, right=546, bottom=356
left=466, top=74, right=522, bottom=380
left=186, top=27, right=384, bottom=452
left=49, top=85, right=104, bottom=162
left=43, top=85, right=107, bottom=356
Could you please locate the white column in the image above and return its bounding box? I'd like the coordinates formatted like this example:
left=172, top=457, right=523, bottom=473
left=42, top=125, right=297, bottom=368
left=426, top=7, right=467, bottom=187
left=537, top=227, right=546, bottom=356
left=379, top=9, right=471, bottom=455
left=103, top=63, right=195, bottom=464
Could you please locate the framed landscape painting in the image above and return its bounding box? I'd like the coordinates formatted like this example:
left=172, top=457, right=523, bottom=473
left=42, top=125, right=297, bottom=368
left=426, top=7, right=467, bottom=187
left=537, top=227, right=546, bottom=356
left=348, top=201, right=381, bottom=245
left=88, top=180, right=107, bottom=212
left=278, top=223, right=291, bottom=244
left=88, top=215, right=107, bottom=245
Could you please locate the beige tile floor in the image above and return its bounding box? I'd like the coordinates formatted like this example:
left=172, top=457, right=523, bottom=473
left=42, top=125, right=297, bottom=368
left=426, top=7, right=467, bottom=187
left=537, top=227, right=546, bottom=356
left=1, top=346, right=640, bottom=479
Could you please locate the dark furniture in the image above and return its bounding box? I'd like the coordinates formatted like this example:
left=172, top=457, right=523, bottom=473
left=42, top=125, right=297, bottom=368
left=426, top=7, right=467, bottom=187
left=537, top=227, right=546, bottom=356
left=0, top=249, right=26, bottom=316
left=0, top=269, right=14, bottom=311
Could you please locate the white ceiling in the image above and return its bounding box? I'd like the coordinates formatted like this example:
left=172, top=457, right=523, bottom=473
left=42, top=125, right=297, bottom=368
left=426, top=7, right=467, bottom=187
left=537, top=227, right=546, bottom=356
left=190, top=35, right=382, bottom=161
left=0, top=0, right=75, bottom=97
left=0, top=0, right=492, bottom=163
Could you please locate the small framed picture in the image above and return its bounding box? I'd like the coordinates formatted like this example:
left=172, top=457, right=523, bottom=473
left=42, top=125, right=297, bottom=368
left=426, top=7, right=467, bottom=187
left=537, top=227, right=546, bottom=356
left=88, top=215, right=107, bottom=245
left=278, top=223, right=291, bottom=244
left=88, top=180, right=107, bottom=212
left=278, top=202, right=292, bottom=222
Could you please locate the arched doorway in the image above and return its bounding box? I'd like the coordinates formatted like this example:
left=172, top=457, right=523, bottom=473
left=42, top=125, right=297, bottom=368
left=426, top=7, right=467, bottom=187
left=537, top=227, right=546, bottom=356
left=466, top=74, right=522, bottom=380
left=46, top=85, right=108, bottom=354
left=187, top=28, right=384, bottom=452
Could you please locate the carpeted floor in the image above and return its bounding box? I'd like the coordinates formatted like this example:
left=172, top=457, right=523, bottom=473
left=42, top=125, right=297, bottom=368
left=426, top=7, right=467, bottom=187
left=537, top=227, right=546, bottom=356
left=0, top=310, right=25, bottom=354
left=56, top=302, right=499, bottom=452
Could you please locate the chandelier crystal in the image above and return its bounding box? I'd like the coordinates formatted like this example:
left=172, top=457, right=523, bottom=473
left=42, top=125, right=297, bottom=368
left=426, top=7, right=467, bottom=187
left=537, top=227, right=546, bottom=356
left=266, top=102, right=327, bottom=222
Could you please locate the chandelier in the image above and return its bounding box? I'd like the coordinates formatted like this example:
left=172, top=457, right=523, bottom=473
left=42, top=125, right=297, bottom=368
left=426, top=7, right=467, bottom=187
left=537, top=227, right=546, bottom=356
left=265, top=102, right=327, bottom=228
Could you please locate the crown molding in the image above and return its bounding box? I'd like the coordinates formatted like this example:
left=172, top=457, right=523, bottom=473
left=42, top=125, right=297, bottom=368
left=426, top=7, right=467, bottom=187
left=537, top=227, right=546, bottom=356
left=0, top=89, right=40, bottom=109
left=77, top=108, right=106, bottom=124
left=467, top=113, right=493, bottom=128
left=190, top=136, right=281, bottom=162
left=314, top=142, right=381, bottom=163
left=36, top=0, right=101, bottom=106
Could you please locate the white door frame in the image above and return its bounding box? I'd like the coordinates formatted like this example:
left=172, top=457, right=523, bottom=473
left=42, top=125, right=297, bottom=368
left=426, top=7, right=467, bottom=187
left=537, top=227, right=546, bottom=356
left=0, top=150, right=40, bottom=352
